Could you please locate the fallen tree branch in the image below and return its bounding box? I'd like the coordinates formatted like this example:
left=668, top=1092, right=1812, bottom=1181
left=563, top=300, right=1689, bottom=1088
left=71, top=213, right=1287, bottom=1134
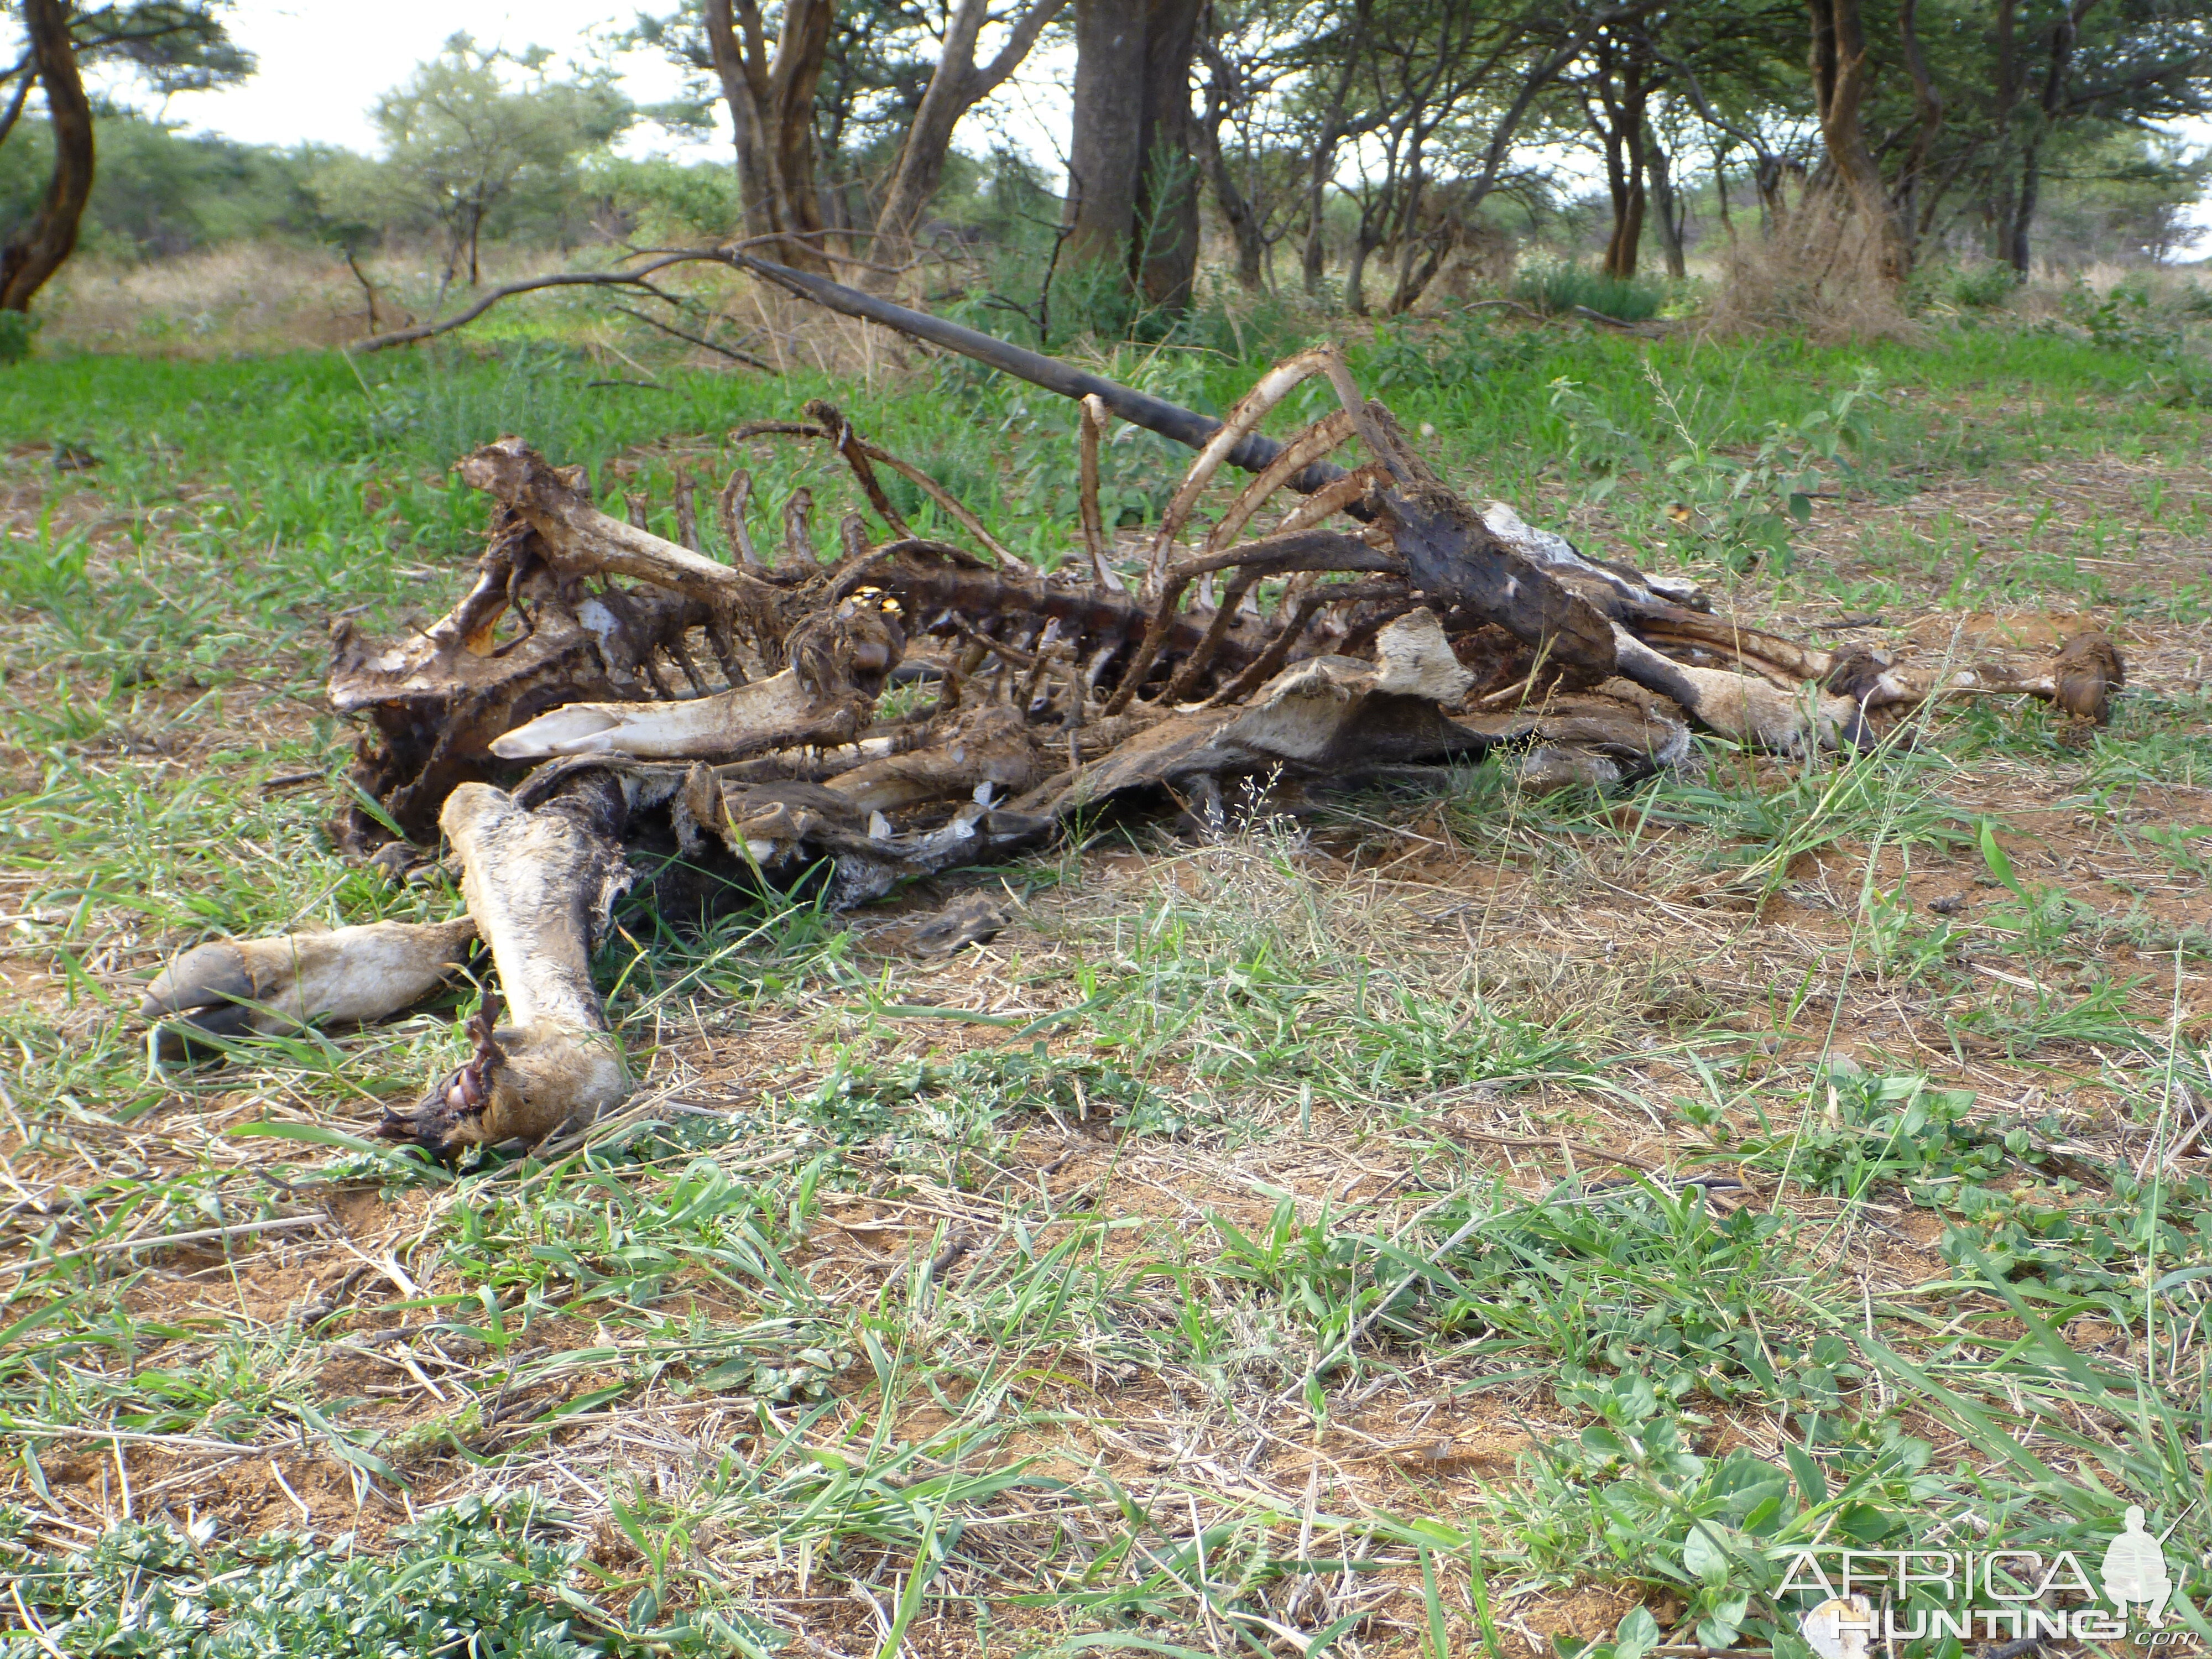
left=727, top=253, right=1355, bottom=497
left=348, top=262, right=700, bottom=353
left=348, top=239, right=945, bottom=356
left=346, top=245, right=801, bottom=354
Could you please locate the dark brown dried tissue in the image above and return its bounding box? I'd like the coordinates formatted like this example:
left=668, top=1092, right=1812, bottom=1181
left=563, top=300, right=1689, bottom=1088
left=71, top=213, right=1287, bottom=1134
left=143, top=337, right=2124, bottom=1154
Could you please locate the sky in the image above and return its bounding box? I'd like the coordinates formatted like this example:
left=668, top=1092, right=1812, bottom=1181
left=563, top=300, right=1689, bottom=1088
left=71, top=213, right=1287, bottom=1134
left=101, top=0, right=1078, bottom=179
left=13, top=1, right=2209, bottom=239
left=149, top=2, right=720, bottom=159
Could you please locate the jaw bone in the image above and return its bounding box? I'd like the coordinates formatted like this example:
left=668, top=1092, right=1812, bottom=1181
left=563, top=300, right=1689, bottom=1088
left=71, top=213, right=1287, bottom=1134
left=379, top=771, right=634, bottom=1155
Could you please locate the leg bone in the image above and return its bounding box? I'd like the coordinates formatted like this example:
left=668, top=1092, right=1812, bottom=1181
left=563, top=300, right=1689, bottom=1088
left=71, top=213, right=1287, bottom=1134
left=143, top=918, right=478, bottom=1056
left=379, top=774, right=632, bottom=1154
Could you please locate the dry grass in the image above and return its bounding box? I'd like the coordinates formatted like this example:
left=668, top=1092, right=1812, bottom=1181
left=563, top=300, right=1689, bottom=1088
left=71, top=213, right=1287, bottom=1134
left=30, top=242, right=974, bottom=384
left=1699, top=191, right=1923, bottom=343
left=0, top=329, right=2206, bottom=1655
left=36, top=244, right=396, bottom=355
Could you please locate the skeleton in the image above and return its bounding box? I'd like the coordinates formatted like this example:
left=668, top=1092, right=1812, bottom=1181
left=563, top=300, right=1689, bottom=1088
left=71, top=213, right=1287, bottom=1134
left=140, top=274, right=2126, bottom=1156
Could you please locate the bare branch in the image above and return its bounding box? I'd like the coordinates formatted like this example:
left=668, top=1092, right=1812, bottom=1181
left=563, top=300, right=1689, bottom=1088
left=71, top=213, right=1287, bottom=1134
left=348, top=257, right=723, bottom=353
left=606, top=302, right=774, bottom=370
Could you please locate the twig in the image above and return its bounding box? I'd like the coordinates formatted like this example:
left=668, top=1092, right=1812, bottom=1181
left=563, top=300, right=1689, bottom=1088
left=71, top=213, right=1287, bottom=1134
left=607, top=302, right=774, bottom=370
left=0, top=1214, right=325, bottom=1278
left=1572, top=303, right=1665, bottom=333
left=351, top=265, right=695, bottom=352
left=0, top=1423, right=269, bottom=1457
left=1462, top=297, right=1550, bottom=321
left=10, top=1580, right=67, bottom=1659
left=1442, top=1126, right=1664, bottom=1172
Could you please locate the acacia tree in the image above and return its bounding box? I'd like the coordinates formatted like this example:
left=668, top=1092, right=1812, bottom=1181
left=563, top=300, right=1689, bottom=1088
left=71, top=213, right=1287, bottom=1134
left=1064, top=0, right=1206, bottom=310
left=1791, top=0, right=2212, bottom=276
left=870, top=0, right=1069, bottom=276
left=1292, top=0, right=1375, bottom=295
left=641, top=0, right=1067, bottom=280
left=352, top=36, right=630, bottom=288
left=1569, top=22, right=1662, bottom=276
left=1344, top=0, right=1667, bottom=314
left=1194, top=0, right=1313, bottom=290
left=0, top=0, right=251, bottom=312
left=700, top=0, right=834, bottom=270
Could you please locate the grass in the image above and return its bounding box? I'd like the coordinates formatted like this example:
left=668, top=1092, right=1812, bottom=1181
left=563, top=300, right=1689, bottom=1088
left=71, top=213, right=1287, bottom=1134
left=1509, top=262, right=1668, bottom=322
left=0, top=294, right=2209, bottom=1655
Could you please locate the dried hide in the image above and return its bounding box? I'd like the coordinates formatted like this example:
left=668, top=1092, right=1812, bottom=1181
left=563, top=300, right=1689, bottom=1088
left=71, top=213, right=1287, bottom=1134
left=144, top=342, right=2127, bottom=1155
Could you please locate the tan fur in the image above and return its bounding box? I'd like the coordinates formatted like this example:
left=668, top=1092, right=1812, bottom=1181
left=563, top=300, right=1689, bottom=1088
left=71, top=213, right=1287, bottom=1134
left=1670, top=664, right=1857, bottom=753
left=143, top=918, right=477, bottom=1048
left=389, top=782, right=631, bottom=1151
left=2053, top=631, right=2124, bottom=723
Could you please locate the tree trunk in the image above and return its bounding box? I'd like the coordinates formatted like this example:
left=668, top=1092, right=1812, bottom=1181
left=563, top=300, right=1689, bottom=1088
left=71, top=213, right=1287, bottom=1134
left=1066, top=0, right=1146, bottom=269
left=1713, top=140, right=1738, bottom=246
left=1807, top=0, right=1906, bottom=280
left=1299, top=0, right=1368, bottom=298
left=2008, top=140, right=2042, bottom=273
left=1197, top=29, right=1265, bottom=291
left=2010, top=0, right=2085, bottom=274
left=1646, top=129, right=1687, bottom=279
left=703, top=0, right=834, bottom=274
left=1756, top=154, right=1788, bottom=233
left=468, top=209, right=483, bottom=288
left=1598, top=95, right=1649, bottom=279
left=1346, top=218, right=1382, bottom=317
left=1603, top=176, right=1647, bottom=279
left=1132, top=0, right=1203, bottom=310
left=0, top=62, right=39, bottom=152
left=1893, top=0, right=1943, bottom=265
left=1385, top=164, right=1428, bottom=314
left=1990, top=0, right=2023, bottom=261
left=1588, top=39, right=1650, bottom=281
left=1066, top=0, right=1203, bottom=312
left=1197, top=91, right=1265, bottom=290
left=872, top=0, right=1068, bottom=283
left=1299, top=182, right=1328, bottom=295
left=0, top=0, right=95, bottom=314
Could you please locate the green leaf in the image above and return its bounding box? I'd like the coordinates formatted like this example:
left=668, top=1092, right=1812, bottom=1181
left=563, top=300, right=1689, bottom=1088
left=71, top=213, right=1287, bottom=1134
left=1616, top=1605, right=1661, bottom=1659
left=1684, top=1525, right=1731, bottom=1584
left=1978, top=820, right=2026, bottom=899
left=1784, top=1443, right=1827, bottom=1506
left=227, top=1119, right=454, bottom=1180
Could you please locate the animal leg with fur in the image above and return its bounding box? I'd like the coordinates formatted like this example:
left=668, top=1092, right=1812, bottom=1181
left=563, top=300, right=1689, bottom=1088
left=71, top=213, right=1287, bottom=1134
left=143, top=918, right=479, bottom=1057
left=379, top=770, right=634, bottom=1155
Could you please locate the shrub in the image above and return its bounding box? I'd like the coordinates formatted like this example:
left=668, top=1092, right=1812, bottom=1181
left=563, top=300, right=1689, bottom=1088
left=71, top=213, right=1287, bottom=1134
left=1511, top=260, right=1663, bottom=322
left=1948, top=264, right=2019, bottom=310
left=0, top=311, right=38, bottom=365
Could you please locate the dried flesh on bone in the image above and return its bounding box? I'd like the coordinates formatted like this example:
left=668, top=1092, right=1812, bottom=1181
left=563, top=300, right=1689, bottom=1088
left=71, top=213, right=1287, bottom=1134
left=376, top=773, right=633, bottom=1154
left=152, top=355, right=2129, bottom=1150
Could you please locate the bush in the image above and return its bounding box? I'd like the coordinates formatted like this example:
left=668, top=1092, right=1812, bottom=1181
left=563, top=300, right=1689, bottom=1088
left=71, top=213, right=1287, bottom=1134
left=1948, top=264, right=2019, bottom=310
left=1511, top=260, right=1663, bottom=321
left=0, top=311, right=39, bottom=365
